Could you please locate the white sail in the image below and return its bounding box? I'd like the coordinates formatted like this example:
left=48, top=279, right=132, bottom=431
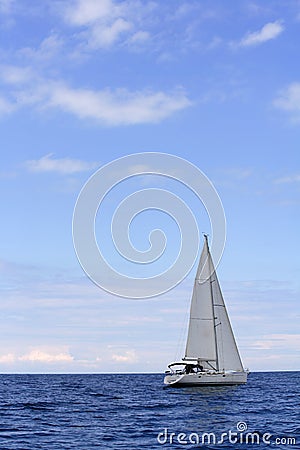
left=184, top=237, right=216, bottom=362
left=212, top=273, right=244, bottom=371
left=184, top=235, right=244, bottom=372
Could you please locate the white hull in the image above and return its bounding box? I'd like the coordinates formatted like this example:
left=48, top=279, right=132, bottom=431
left=164, top=371, right=248, bottom=386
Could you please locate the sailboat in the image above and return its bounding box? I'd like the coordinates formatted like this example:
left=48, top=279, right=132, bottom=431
left=164, top=235, right=248, bottom=386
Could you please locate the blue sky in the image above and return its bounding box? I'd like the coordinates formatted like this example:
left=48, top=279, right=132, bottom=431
left=0, top=0, right=299, bottom=372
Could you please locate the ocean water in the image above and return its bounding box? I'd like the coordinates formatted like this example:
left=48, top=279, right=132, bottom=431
left=0, top=372, right=299, bottom=449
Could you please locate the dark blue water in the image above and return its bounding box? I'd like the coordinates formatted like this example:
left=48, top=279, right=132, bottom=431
left=0, top=372, right=299, bottom=449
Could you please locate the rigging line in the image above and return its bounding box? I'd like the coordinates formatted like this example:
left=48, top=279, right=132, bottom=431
left=173, top=288, right=190, bottom=362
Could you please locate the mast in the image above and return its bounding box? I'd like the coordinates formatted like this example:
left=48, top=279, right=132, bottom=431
left=205, top=234, right=219, bottom=372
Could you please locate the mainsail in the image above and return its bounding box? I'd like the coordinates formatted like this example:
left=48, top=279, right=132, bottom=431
left=184, top=235, right=244, bottom=372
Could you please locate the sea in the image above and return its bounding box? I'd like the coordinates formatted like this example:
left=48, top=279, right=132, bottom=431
left=0, top=372, right=299, bottom=449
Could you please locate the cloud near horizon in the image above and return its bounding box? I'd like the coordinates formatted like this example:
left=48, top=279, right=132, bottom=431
left=111, top=349, right=138, bottom=363
left=252, top=334, right=300, bottom=351
left=0, top=347, right=74, bottom=364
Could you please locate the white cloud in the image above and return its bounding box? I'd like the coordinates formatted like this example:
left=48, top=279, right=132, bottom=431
left=47, top=83, right=191, bottom=125
left=0, top=63, right=191, bottom=124
left=238, top=20, right=284, bottom=47
left=19, top=34, right=63, bottom=62
left=221, top=167, right=252, bottom=180
left=0, top=348, right=74, bottom=364
left=0, top=96, right=15, bottom=115
left=0, top=65, right=33, bottom=84
left=0, top=353, right=15, bottom=363
left=273, top=82, right=300, bottom=122
left=0, top=0, right=14, bottom=14
left=126, top=30, right=150, bottom=45
left=253, top=334, right=300, bottom=351
left=62, top=0, right=154, bottom=50
left=25, top=153, right=99, bottom=174
left=18, top=348, right=74, bottom=363
left=88, top=17, right=132, bottom=48
left=64, top=0, right=119, bottom=26
left=173, top=3, right=198, bottom=19
left=112, top=349, right=137, bottom=363
left=206, top=36, right=222, bottom=50
left=274, top=174, right=300, bottom=184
